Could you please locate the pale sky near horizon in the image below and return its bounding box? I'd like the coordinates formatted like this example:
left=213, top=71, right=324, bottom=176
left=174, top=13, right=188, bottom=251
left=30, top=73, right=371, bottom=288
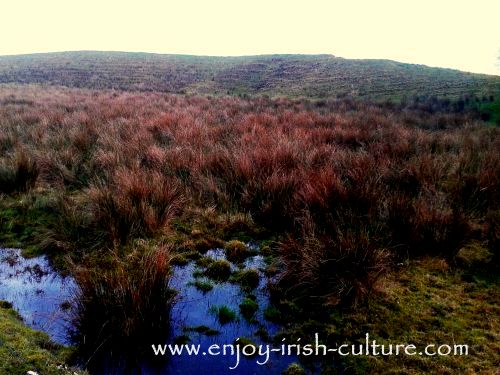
left=1, top=0, right=499, bottom=75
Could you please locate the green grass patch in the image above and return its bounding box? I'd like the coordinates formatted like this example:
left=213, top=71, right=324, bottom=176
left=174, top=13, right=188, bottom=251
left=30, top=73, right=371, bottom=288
left=204, top=260, right=232, bottom=281
left=476, top=98, right=500, bottom=125
left=211, top=305, right=237, bottom=325
left=171, top=254, right=189, bottom=266
left=195, top=256, right=214, bottom=268
left=276, top=258, right=500, bottom=374
left=0, top=192, right=59, bottom=256
left=190, top=279, right=214, bottom=293
left=263, top=305, right=283, bottom=323
left=282, top=363, right=307, bottom=375
left=0, top=301, right=85, bottom=375
left=239, top=297, right=259, bottom=321
left=231, top=269, right=260, bottom=291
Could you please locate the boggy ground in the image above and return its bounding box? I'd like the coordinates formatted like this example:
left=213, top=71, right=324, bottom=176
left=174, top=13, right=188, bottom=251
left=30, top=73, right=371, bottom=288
left=0, top=84, right=498, bottom=374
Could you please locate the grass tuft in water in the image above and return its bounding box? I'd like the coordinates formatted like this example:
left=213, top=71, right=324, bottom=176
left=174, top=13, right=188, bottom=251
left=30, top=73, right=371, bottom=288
left=204, top=259, right=232, bottom=281
left=239, top=297, right=259, bottom=321
left=224, top=240, right=249, bottom=262
left=70, top=245, right=175, bottom=368
left=232, top=269, right=260, bottom=290
left=282, top=363, right=307, bottom=375
left=211, top=305, right=237, bottom=325
left=190, top=279, right=214, bottom=293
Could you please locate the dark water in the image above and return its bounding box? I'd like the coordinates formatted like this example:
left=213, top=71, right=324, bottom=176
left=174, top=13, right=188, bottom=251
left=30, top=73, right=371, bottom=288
left=0, top=247, right=298, bottom=374
left=0, top=248, right=74, bottom=344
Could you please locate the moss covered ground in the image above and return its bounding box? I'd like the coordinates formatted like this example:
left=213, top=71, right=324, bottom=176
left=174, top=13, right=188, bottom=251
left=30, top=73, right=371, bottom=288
left=0, top=302, right=86, bottom=375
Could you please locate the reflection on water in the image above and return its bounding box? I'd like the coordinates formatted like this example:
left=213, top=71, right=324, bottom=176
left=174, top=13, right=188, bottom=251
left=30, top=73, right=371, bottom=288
left=165, top=248, right=296, bottom=374
left=0, top=248, right=74, bottom=345
left=0, top=246, right=297, bottom=374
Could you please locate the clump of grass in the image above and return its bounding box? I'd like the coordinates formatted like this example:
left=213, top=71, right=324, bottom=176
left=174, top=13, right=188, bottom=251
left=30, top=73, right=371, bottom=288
left=263, top=305, right=282, bottom=323
left=224, top=240, right=249, bottom=262
left=204, top=259, right=232, bottom=281
left=193, top=238, right=212, bottom=252
left=260, top=245, right=273, bottom=256
left=282, top=363, right=307, bottom=375
left=87, top=167, right=183, bottom=245
left=191, top=279, right=214, bottom=293
left=0, top=151, right=39, bottom=194
left=232, top=269, right=260, bottom=290
left=192, top=269, right=204, bottom=278
left=194, top=237, right=224, bottom=253
left=211, top=305, right=237, bottom=324
left=239, top=297, right=259, bottom=321
left=171, top=254, right=189, bottom=266
left=278, top=225, right=392, bottom=306
left=70, top=245, right=176, bottom=365
left=455, top=242, right=493, bottom=269
left=196, top=256, right=214, bottom=268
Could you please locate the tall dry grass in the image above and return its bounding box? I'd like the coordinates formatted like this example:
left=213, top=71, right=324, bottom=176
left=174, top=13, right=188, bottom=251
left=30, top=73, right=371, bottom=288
left=87, top=167, right=184, bottom=245
left=0, top=149, right=38, bottom=193
left=0, top=84, right=498, bottom=305
left=70, top=245, right=175, bottom=367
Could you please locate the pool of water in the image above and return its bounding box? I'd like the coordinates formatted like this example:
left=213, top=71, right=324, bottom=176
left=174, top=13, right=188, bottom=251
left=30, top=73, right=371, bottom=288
left=0, top=246, right=298, bottom=374
left=164, top=248, right=297, bottom=374
left=0, top=248, right=74, bottom=345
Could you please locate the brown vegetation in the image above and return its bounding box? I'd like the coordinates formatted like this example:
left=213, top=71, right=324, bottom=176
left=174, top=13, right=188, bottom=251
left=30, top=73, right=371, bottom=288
left=70, top=244, right=175, bottom=368
left=0, top=84, right=498, bottom=307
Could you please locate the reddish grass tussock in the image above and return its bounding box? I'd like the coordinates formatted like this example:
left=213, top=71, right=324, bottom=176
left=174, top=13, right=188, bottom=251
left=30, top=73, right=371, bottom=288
left=70, top=245, right=175, bottom=365
left=0, top=149, right=39, bottom=194
left=278, top=223, right=392, bottom=307
left=87, top=168, right=184, bottom=245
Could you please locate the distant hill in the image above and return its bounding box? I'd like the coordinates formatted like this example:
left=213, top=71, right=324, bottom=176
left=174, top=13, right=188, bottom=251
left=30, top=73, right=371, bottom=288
left=0, top=51, right=499, bottom=100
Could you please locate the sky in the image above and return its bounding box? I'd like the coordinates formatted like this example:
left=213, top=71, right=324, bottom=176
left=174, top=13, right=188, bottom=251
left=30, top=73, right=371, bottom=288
left=1, top=0, right=499, bottom=75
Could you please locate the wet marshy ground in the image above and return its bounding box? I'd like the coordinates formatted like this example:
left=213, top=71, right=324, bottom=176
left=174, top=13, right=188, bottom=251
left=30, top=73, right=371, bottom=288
left=164, top=247, right=297, bottom=374
left=0, top=246, right=298, bottom=374
left=0, top=248, right=74, bottom=345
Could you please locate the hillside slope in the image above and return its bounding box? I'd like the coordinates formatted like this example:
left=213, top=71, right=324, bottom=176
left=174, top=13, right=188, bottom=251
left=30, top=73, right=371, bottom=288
left=0, top=51, right=499, bottom=100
